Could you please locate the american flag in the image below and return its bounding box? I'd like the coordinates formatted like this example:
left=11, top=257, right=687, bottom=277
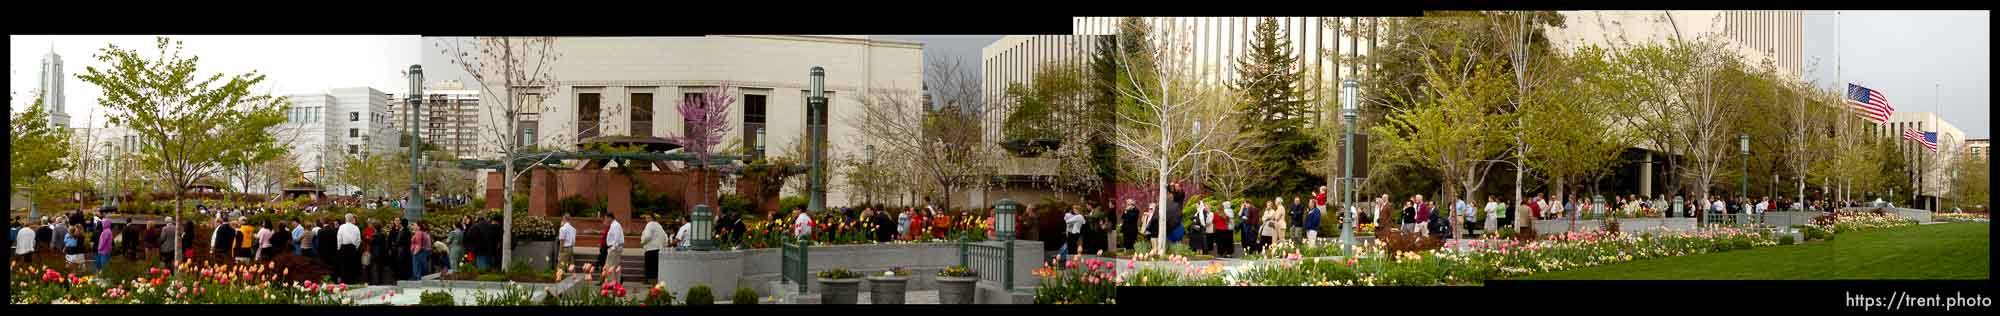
left=1922, top=132, right=1939, bottom=152
left=1846, top=83, right=1894, bottom=124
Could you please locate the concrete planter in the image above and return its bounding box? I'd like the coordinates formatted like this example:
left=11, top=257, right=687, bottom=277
left=512, top=241, right=556, bottom=271
left=866, top=275, right=910, bottom=304
left=935, top=276, right=979, bottom=304
left=660, top=250, right=744, bottom=301
left=817, top=278, right=861, bottom=304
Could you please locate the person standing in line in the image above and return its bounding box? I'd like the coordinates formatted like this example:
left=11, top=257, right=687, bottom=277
left=673, top=216, right=693, bottom=251
left=1399, top=198, right=1417, bottom=233
left=317, top=220, right=338, bottom=267
left=1138, top=204, right=1154, bottom=244
left=906, top=207, right=926, bottom=241
left=1118, top=199, right=1139, bottom=251
left=338, top=214, right=363, bottom=285
left=96, top=221, right=114, bottom=273
left=1188, top=201, right=1210, bottom=255
left=292, top=220, right=306, bottom=256
left=17, top=221, right=37, bottom=265
left=161, top=219, right=178, bottom=267
left=1303, top=201, right=1323, bottom=241
left=870, top=207, right=895, bottom=243
left=792, top=207, right=814, bottom=239
left=603, top=212, right=625, bottom=273
left=300, top=222, right=318, bottom=259
left=1260, top=199, right=1285, bottom=246
left=1240, top=199, right=1261, bottom=254
left=555, top=215, right=574, bottom=270
left=1484, top=195, right=1506, bottom=234
left=254, top=221, right=274, bottom=261
left=391, top=219, right=411, bottom=281
left=409, top=221, right=430, bottom=280
left=640, top=214, right=666, bottom=283
left=480, top=215, right=503, bottom=270
left=65, top=226, right=87, bottom=271
left=1060, top=206, right=1085, bottom=265
left=1212, top=200, right=1235, bottom=257
left=897, top=207, right=912, bottom=241
left=1287, top=197, right=1305, bottom=238
left=141, top=222, right=161, bottom=264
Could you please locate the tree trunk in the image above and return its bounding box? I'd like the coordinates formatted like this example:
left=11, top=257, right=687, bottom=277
left=500, top=37, right=515, bottom=273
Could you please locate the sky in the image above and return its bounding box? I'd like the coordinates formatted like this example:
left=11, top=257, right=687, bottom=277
left=1803, top=11, right=1990, bottom=138
left=9, top=35, right=421, bottom=129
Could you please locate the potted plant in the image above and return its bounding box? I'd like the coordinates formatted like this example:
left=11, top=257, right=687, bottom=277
left=816, top=269, right=863, bottom=304
left=935, top=265, right=980, bottom=304
left=866, top=267, right=911, bottom=304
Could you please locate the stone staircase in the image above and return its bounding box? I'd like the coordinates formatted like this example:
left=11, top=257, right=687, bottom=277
left=572, top=247, right=649, bottom=283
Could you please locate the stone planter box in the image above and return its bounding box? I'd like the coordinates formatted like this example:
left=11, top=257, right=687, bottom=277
left=659, top=249, right=744, bottom=300
left=817, top=278, right=861, bottom=304
left=866, top=275, right=910, bottom=304
left=935, top=276, right=979, bottom=304
left=511, top=240, right=557, bottom=271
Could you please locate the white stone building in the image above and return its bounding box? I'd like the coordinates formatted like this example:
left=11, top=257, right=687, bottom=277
left=280, top=87, right=398, bottom=193
left=464, top=36, right=925, bottom=208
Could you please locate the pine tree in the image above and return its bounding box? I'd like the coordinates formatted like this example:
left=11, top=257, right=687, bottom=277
left=1098, top=17, right=1155, bottom=186
left=1231, top=18, right=1320, bottom=197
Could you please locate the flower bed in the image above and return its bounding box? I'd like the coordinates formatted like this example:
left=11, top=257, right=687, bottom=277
left=11, top=260, right=351, bottom=305
left=1931, top=212, right=1989, bottom=223
left=1241, top=239, right=1346, bottom=260
left=717, top=211, right=993, bottom=250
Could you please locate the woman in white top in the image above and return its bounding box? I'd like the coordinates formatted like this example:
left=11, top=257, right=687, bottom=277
left=1261, top=199, right=1286, bottom=243
left=793, top=209, right=814, bottom=238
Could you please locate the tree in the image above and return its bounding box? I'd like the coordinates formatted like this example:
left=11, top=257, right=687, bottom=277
left=1231, top=17, right=1321, bottom=197
left=77, top=37, right=289, bottom=266
left=440, top=37, right=564, bottom=272
left=1091, top=19, right=1151, bottom=201
left=1522, top=45, right=1632, bottom=208
left=1106, top=21, right=1246, bottom=255
left=10, top=92, right=73, bottom=203
left=1002, top=61, right=1106, bottom=199
left=1947, top=152, right=1988, bottom=211
left=672, top=83, right=735, bottom=208
left=850, top=57, right=998, bottom=209
left=1370, top=44, right=1516, bottom=210
left=216, top=102, right=290, bottom=203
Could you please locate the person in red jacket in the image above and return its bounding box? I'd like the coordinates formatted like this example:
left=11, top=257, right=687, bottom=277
left=1211, top=201, right=1234, bottom=258
left=906, top=210, right=928, bottom=241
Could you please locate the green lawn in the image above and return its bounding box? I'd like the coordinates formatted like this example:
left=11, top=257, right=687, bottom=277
left=1517, top=223, right=1989, bottom=280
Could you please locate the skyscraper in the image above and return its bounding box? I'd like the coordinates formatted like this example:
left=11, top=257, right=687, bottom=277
left=40, top=49, right=70, bottom=129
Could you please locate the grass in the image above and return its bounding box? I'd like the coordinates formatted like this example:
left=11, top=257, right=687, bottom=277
left=1517, top=223, right=1989, bottom=280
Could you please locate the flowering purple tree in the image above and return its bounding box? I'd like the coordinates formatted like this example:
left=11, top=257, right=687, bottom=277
left=675, top=83, right=735, bottom=207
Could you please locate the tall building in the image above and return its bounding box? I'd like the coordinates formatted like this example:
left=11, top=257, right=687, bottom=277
left=39, top=49, right=70, bottom=128
left=280, top=87, right=397, bottom=193
left=1548, top=11, right=1805, bottom=79
left=468, top=36, right=924, bottom=207
left=387, top=80, right=483, bottom=159
left=1967, top=138, right=1990, bottom=161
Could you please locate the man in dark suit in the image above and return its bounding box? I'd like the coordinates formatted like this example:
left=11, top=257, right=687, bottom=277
left=1241, top=202, right=1261, bottom=254
left=317, top=220, right=338, bottom=267
left=869, top=208, right=894, bottom=243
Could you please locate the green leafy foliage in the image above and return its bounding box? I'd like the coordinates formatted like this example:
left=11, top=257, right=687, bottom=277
left=1231, top=17, right=1321, bottom=197
left=731, top=287, right=759, bottom=305
left=683, top=285, right=713, bottom=306
left=419, top=290, right=455, bottom=306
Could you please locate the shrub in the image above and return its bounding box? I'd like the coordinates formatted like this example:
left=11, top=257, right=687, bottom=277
left=557, top=196, right=596, bottom=218
left=731, top=287, right=759, bottom=305
left=684, top=285, right=714, bottom=306
left=511, top=216, right=558, bottom=242
left=1376, top=229, right=1443, bottom=256
left=719, top=194, right=752, bottom=216
left=777, top=196, right=810, bottom=215
left=419, top=290, right=455, bottom=306
left=476, top=273, right=508, bottom=282
left=1776, top=234, right=1796, bottom=245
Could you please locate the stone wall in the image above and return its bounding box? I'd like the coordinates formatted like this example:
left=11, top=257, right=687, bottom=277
left=1531, top=218, right=1698, bottom=234
left=667, top=240, right=1043, bottom=302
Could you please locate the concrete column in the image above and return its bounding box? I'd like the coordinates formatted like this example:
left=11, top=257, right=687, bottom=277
left=1641, top=152, right=1654, bottom=197
left=486, top=171, right=505, bottom=210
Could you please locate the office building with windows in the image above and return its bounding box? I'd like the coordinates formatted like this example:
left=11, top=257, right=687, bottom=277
left=466, top=36, right=923, bottom=208
left=280, top=87, right=397, bottom=191
left=387, top=80, right=483, bottom=159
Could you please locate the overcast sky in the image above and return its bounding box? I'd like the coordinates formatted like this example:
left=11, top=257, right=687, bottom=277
left=9, top=35, right=420, bottom=129
left=1804, top=10, right=1990, bottom=138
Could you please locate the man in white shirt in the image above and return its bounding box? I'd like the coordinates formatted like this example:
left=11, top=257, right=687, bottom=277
left=793, top=208, right=814, bottom=238
left=15, top=222, right=34, bottom=260
left=673, top=218, right=691, bottom=251
left=604, top=214, right=624, bottom=270
left=1061, top=207, right=1085, bottom=265
left=557, top=215, right=576, bottom=269
left=639, top=214, right=666, bottom=283
left=337, top=214, right=363, bottom=285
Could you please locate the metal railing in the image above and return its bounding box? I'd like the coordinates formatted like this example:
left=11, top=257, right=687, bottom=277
left=781, top=237, right=809, bottom=293
left=959, top=237, right=1015, bottom=291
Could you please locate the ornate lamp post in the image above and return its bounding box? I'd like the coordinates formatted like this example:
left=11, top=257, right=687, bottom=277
left=691, top=204, right=715, bottom=251
left=1339, top=79, right=1358, bottom=255
left=1739, top=134, right=1749, bottom=204
left=405, top=64, right=425, bottom=221
left=993, top=198, right=1018, bottom=241
left=808, top=67, right=828, bottom=213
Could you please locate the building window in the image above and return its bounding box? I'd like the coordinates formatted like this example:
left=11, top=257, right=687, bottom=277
left=578, top=93, right=600, bottom=139
left=683, top=92, right=705, bottom=139
left=349, top=128, right=359, bottom=138
left=519, top=126, right=537, bottom=148
left=350, top=112, right=360, bottom=122
left=348, top=145, right=358, bottom=154
left=632, top=92, right=653, bottom=137
left=744, top=94, right=766, bottom=156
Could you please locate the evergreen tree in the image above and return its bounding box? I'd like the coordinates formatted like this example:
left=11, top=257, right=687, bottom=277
left=1231, top=18, right=1320, bottom=196
left=1098, top=18, right=1155, bottom=186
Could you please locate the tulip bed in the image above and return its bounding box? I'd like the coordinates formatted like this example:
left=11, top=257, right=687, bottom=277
left=10, top=260, right=351, bottom=305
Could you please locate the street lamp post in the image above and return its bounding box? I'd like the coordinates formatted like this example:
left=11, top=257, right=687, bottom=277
left=1339, top=79, right=1358, bottom=255
left=755, top=127, right=766, bottom=160
left=807, top=67, right=827, bottom=213
left=406, top=64, right=425, bottom=221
